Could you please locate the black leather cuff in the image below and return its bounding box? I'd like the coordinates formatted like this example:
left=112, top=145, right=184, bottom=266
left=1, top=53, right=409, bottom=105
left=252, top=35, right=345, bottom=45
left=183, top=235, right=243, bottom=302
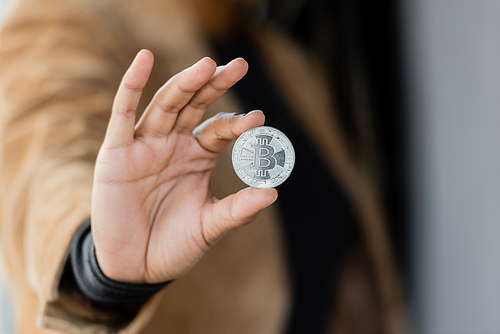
left=70, top=219, right=170, bottom=304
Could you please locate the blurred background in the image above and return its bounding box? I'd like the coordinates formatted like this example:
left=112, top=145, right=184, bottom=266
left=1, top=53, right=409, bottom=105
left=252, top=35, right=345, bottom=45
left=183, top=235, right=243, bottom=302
left=0, top=0, right=499, bottom=333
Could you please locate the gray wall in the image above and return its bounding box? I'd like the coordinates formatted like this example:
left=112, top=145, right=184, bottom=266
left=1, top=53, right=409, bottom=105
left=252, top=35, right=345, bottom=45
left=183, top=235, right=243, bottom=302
left=402, top=0, right=500, bottom=333
left=0, top=0, right=13, bottom=23
left=0, top=249, right=13, bottom=334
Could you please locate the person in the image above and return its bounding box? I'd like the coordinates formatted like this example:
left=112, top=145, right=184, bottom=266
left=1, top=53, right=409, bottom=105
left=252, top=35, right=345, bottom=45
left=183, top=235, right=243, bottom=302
left=0, top=0, right=405, bottom=333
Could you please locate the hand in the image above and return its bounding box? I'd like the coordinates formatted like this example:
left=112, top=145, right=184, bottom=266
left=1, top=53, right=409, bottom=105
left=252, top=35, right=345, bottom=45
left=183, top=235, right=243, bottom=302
left=91, top=50, right=277, bottom=284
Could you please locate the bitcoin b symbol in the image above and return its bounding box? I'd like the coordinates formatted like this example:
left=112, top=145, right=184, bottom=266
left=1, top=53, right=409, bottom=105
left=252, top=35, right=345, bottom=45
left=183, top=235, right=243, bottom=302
left=232, top=126, right=294, bottom=188
left=251, top=135, right=276, bottom=180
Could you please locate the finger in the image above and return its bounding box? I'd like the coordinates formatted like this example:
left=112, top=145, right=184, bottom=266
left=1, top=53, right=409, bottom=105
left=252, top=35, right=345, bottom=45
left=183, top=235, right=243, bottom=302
left=193, top=110, right=265, bottom=153
left=105, top=49, right=153, bottom=146
left=135, top=57, right=217, bottom=138
left=173, top=58, right=248, bottom=134
left=202, top=187, right=278, bottom=245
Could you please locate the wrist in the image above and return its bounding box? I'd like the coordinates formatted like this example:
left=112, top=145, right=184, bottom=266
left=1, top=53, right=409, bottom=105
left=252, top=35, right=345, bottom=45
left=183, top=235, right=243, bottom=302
left=94, top=246, right=147, bottom=284
left=70, top=220, right=170, bottom=304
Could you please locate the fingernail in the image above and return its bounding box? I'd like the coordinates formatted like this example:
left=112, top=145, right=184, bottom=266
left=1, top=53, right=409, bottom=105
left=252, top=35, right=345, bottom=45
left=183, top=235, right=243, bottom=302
left=226, top=58, right=242, bottom=66
left=244, top=110, right=262, bottom=117
left=193, top=57, right=214, bottom=67
left=233, top=111, right=248, bottom=118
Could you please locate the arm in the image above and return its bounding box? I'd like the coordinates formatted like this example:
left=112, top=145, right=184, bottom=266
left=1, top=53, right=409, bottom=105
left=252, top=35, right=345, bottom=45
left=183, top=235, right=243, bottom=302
left=0, top=0, right=275, bottom=331
left=0, top=0, right=139, bottom=330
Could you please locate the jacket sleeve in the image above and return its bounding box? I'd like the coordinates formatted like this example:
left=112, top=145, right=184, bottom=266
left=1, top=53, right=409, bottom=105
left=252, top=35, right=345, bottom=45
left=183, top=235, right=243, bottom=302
left=0, top=0, right=163, bottom=332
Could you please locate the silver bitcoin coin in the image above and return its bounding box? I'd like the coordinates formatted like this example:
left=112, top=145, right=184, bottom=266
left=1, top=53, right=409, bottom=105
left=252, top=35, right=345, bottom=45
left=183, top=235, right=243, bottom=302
left=232, top=126, right=295, bottom=189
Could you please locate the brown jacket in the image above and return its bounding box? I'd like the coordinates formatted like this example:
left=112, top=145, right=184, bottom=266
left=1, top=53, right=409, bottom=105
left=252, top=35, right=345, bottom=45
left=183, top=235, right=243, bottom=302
left=0, top=0, right=405, bottom=333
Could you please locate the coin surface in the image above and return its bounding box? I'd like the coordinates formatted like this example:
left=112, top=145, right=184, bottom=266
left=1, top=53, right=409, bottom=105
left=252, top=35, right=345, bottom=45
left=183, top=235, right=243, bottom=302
left=232, top=126, right=295, bottom=188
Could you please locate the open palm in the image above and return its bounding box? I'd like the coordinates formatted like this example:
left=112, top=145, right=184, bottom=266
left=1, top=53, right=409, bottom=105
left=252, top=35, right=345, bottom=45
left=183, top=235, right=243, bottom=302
left=91, top=51, right=277, bottom=284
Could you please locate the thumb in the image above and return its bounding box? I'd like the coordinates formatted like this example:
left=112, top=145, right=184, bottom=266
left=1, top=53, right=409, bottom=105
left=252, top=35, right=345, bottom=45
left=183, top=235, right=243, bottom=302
left=202, top=187, right=278, bottom=245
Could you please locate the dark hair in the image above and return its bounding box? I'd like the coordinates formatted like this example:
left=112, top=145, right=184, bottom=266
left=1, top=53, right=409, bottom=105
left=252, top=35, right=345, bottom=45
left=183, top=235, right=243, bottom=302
left=265, top=0, right=408, bottom=275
